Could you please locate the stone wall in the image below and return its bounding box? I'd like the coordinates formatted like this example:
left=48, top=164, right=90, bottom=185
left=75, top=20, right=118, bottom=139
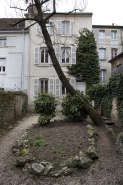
left=111, top=98, right=122, bottom=126
left=0, top=92, right=28, bottom=124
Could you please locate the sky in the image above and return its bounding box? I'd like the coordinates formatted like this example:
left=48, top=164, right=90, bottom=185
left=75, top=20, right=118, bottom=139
left=0, top=0, right=123, bottom=26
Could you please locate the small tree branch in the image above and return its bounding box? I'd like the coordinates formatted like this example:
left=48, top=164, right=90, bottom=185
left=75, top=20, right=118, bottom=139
left=41, top=0, right=50, bottom=5
left=26, top=21, right=37, bottom=29
left=10, top=4, right=35, bottom=12
left=10, top=18, right=34, bottom=26
left=44, top=0, right=56, bottom=22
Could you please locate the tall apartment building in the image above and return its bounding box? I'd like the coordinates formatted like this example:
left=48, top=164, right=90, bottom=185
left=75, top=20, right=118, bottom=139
left=25, top=12, right=92, bottom=110
left=93, top=25, right=123, bottom=83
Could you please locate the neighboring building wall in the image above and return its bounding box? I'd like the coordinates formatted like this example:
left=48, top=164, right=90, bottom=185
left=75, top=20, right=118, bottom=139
left=25, top=13, right=92, bottom=110
left=0, top=19, right=29, bottom=93
left=108, top=52, right=123, bottom=76
left=0, top=93, right=28, bottom=124
left=93, top=25, right=123, bottom=83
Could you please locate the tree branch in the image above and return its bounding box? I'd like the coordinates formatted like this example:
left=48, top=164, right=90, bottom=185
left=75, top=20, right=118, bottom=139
left=44, top=0, right=56, bottom=22
left=10, top=18, right=34, bottom=26
left=26, top=21, right=37, bottom=29
left=10, top=4, right=35, bottom=12
left=41, top=0, right=50, bottom=5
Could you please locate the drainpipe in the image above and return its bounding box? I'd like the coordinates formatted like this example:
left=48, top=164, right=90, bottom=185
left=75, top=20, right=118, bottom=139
left=121, top=29, right=123, bottom=52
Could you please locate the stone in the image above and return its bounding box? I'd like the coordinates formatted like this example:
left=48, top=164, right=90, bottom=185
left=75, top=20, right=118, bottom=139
left=32, top=163, right=45, bottom=175
left=87, top=129, right=98, bottom=138
left=44, top=163, right=53, bottom=175
left=67, top=156, right=80, bottom=168
left=86, top=124, right=95, bottom=130
left=86, top=145, right=99, bottom=159
left=88, top=138, right=96, bottom=146
left=13, top=139, right=23, bottom=149
left=25, top=163, right=33, bottom=174
left=15, top=155, right=34, bottom=167
left=50, top=167, right=74, bottom=177
left=22, top=140, right=29, bottom=148
left=8, top=125, right=13, bottom=130
left=79, top=151, right=93, bottom=169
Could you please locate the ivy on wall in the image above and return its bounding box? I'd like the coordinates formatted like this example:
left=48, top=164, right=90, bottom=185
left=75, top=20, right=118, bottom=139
left=67, top=28, right=100, bottom=89
left=87, top=73, right=123, bottom=121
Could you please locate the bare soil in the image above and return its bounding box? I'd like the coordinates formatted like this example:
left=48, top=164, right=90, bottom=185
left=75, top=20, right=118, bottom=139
left=0, top=114, right=123, bottom=185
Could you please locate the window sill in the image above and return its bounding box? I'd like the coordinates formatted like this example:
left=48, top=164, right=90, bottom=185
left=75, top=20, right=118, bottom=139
left=60, top=64, right=71, bottom=66
left=99, top=59, right=106, bottom=61
left=57, top=34, right=73, bottom=37
left=0, top=73, right=6, bottom=75
left=100, top=80, right=106, bottom=83
left=111, top=39, right=118, bottom=41
left=37, top=64, right=52, bottom=67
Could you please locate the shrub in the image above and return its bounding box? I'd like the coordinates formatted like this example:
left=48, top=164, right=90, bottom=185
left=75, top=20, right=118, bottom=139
left=61, top=91, right=91, bottom=122
left=33, top=93, right=59, bottom=124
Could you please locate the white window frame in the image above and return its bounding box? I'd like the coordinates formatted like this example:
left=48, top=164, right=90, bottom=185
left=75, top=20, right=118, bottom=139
left=111, top=31, right=117, bottom=39
left=99, top=30, right=105, bottom=39
left=111, top=48, right=117, bottom=59
left=0, top=59, right=6, bottom=74
left=99, top=48, right=106, bottom=60
left=100, top=70, right=106, bottom=81
left=40, top=48, right=49, bottom=64
left=0, top=38, right=7, bottom=46
left=62, top=22, right=70, bottom=35
left=61, top=48, right=70, bottom=64
left=40, top=79, right=48, bottom=93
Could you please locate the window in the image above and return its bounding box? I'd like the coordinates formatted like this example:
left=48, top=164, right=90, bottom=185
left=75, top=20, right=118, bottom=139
left=62, top=48, right=70, bottom=63
left=62, top=22, right=70, bottom=35
left=100, top=70, right=106, bottom=81
left=111, top=49, right=117, bottom=59
left=36, top=22, right=54, bottom=35
left=0, top=38, right=6, bottom=46
left=41, top=48, right=49, bottom=63
left=111, top=31, right=117, bottom=39
left=0, top=59, right=6, bottom=73
left=40, top=79, right=48, bottom=93
left=99, top=49, right=106, bottom=59
left=99, top=30, right=105, bottom=39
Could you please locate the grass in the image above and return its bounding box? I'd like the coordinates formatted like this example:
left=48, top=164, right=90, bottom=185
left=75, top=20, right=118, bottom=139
left=34, top=139, right=47, bottom=148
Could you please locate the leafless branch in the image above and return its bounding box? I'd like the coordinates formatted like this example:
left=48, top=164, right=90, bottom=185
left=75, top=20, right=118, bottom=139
left=44, top=0, right=56, bottom=22
left=41, top=0, right=50, bottom=5
left=10, top=18, right=35, bottom=26
left=26, top=22, right=37, bottom=29
left=10, top=4, right=35, bottom=12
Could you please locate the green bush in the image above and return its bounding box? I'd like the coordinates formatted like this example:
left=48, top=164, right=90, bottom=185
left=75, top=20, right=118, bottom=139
left=33, top=93, right=59, bottom=124
left=61, top=91, right=90, bottom=122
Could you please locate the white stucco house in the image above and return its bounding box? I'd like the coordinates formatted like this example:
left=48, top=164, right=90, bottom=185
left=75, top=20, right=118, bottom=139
left=0, top=18, right=29, bottom=93
left=25, top=11, right=92, bottom=110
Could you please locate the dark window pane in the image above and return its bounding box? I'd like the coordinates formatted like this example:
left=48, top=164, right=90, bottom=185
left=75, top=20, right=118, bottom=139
left=0, top=67, right=1, bottom=72
left=3, top=67, right=5, bottom=72
left=45, top=80, right=48, bottom=93
left=41, top=49, right=44, bottom=63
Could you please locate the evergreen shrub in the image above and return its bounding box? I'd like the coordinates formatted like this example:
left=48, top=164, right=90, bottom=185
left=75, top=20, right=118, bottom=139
left=33, top=93, right=59, bottom=124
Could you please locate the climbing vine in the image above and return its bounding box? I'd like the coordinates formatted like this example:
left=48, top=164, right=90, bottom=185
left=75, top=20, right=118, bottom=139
left=87, top=73, right=123, bottom=122
left=67, top=28, right=100, bottom=89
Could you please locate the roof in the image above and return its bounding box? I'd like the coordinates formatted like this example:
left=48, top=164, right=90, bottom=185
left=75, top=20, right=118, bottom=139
left=108, top=52, right=123, bottom=63
left=92, top=25, right=123, bottom=29
left=0, top=18, right=25, bottom=29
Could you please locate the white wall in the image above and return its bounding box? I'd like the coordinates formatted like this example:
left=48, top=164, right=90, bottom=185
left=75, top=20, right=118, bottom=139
left=0, top=31, right=29, bottom=93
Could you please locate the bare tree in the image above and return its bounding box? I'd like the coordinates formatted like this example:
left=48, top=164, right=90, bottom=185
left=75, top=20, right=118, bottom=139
left=11, top=0, right=104, bottom=126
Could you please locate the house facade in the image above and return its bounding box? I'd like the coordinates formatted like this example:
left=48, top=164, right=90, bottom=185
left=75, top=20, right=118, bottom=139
left=25, top=12, right=92, bottom=110
left=108, top=52, right=123, bottom=76
left=93, top=25, right=123, bottom=83
left=0, top=18, right=29, bottom=93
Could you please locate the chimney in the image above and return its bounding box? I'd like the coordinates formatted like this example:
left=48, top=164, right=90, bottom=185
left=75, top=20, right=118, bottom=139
left=112, top=23, right=114, bottom=26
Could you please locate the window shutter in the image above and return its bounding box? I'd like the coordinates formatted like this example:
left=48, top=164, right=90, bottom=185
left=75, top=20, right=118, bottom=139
left=49, top=21, right=54, bottom=35
left=71, top=47, right=76, bottom=64
left=55, top=78, right=60, bottom=97
left=55, top=47, right=61, bottom=64
left=36, top=23, right=42, bottom=35
left=70, top=20, right=74, bottom=34
left=70, top=78, right=76, bottom=89
left=34, top=47, right=39, bottom=64
left=57, top=20, right=62, bottom=34
left=49, top=78, right=54, bottom=94
left=33, top=78, right=39, bottom=96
